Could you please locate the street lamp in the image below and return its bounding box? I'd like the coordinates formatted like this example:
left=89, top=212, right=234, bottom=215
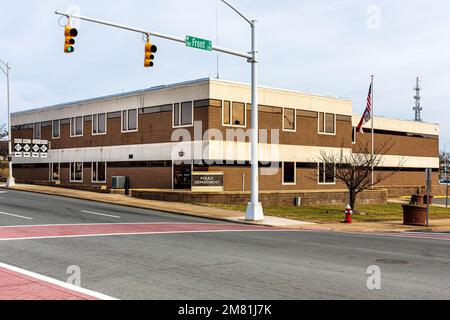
left=220, top=0, right=264, bottom=221
left=0, top=59, right=15, bottom=187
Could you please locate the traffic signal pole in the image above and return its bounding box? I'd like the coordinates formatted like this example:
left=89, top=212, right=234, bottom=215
left=55, top=2, right=265, bottom=221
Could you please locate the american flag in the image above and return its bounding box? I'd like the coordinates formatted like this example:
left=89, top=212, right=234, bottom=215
left=356, top=82, right=373, bottom=133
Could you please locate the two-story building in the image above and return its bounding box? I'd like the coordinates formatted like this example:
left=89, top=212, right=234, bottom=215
left=11, top=78, right=440, bottom=198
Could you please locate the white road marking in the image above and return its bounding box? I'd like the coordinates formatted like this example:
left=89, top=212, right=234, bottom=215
left=81, top=210, right=121, bottom=219
left=0, top=211, right=33, bottom=220
left=0, top=262, right=117, bottom=300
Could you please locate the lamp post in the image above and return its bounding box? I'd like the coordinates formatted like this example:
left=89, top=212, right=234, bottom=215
left=220, top=0, right=264, bottom=221
left=0, top=59, right=15, bottom=187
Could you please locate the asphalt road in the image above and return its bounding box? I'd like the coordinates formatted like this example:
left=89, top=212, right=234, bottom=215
left=0, top=189, right=450, bottom=300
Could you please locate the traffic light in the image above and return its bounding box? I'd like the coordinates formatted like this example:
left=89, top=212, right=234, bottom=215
left=64, top=25, right=78, bottom=53
left=144, top=40, right=157, bottom=67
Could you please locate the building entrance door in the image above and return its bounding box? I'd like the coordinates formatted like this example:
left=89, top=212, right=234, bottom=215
left=173, top=162, right=192, bottom=190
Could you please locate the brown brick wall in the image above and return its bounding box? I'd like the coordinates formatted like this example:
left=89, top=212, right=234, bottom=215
left=354, top=131, right=439, bottom=158
left=13, top=107, right=209, bottom=150
left=132, top=189, right=388, bottom=206
left=12, top=105, right=438, bottom=160
left=207, top=106, right=353, bottom=148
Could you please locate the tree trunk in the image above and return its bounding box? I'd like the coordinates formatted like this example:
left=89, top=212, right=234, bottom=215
left=349, top=190, right=357, bottom=210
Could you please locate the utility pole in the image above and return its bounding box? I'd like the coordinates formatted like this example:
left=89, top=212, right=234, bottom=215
left=0, top=59, right=15, bottom=187
left=55, top=0, right=264, bottom=221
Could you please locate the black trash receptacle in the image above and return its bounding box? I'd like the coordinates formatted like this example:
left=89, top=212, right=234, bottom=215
left=124, top=176, right=130, bottom=196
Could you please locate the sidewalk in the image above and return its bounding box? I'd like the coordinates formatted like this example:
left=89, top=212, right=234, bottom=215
left=4, top=184, right=450, bottom=233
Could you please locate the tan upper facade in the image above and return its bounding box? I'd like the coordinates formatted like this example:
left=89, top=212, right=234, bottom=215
left=11, top=78, right=440, bottom=168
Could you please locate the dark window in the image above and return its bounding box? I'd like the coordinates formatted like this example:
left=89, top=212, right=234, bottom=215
left=352, top=126, right=356, bottom=144
left=122, top=109, right=138, bottom=132
left=319, top=113, right=335, bottom=134
left=33, top=123, right=41, bottom=139
left=283, top=162, right=296, bottom=184
left=173, top=102, right=193, bottom=127
left=93, top=113, right=106, bottom=134
left=181, top=102, right=193, bottom=126
left=51, top=163, right=60, bottom=181
left=70, top=162, right=83, bottom=182
left=173, top=103, right=180, bottom=127
left=92, top=162, right=106, bottom=183
left=71, top=117, right=83, bottom=136
left=128, top=109, right=137, bottom=130
left=52, top=120, right=60, bottom=139
left=319, top=163, right=335, bottom=184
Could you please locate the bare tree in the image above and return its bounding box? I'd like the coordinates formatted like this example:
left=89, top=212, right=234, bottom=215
left=317, top=139, right=404, bottom=210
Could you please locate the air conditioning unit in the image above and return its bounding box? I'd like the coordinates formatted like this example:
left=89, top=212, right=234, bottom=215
left=112, top=176, right=126, bottom=189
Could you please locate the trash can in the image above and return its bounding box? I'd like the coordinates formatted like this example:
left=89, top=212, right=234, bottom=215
left=402, top=204, right=427, bottom=226
left=124, top=176, right=130, bottom=196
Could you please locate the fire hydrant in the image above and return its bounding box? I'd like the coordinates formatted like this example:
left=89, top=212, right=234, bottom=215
left=344, top=204, right=353, bottom=224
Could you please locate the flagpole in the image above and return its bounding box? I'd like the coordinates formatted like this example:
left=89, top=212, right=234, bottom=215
left=371, top=75, right=375, bottom=188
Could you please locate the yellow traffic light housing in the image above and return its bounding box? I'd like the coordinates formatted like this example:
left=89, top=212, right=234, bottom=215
left=64, top=26, right=78, bottom=53
left=144, top=40, right=157, bottom=67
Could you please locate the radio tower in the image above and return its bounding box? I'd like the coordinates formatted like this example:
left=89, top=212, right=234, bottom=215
left=413, top=76, right=423, bottom=122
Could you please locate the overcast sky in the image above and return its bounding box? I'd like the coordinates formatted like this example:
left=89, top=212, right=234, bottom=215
left=0, top=0, right=449, bottom=150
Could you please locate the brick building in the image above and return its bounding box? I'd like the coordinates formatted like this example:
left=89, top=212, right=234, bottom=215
left=11, top=78, right=440, bottom=197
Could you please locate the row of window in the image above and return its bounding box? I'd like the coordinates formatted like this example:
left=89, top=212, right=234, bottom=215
left=51, top=162, right=106, bottom=183
left=51, top=161, right=336, bottom=185
left=33, top=102, right=340, bottom=140
left=282, top=162, right=336, bottom=185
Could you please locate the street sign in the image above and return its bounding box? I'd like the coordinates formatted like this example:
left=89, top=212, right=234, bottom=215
left=13, top=139, right=49, bottom=159
left=185, top=35, right=212, bottom=51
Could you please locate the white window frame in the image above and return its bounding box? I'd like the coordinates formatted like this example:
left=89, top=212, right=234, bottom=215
left=282, top=108, right=297, bottom=132
left=92, top=113, right=107, bottom=136
left=318, top=163, right=336, bottom=185
left=121, top=109, right=139, bottom=133
left=352, top=126, right=357, bottom=144
left=50, top=163, right=60, bottom=182
left=91, top=162, right=107, bottom=184
left=282, top=162, right=297, bottom=185
left=172, top=101, right=194, bottom=128
left=70, top=116, right=84, bottom=137
left=221, top=100, right=247, bottom=128
left=33, top=122, right=41, bottom=140
left=70, top=162, right=84, bottom=183
left=318, top=112, right=336, bottom=136
left=52, top=120, right=60, bottom=139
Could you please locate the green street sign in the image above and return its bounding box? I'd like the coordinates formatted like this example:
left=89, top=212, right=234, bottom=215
left=185, top=35, right=212, bottom=51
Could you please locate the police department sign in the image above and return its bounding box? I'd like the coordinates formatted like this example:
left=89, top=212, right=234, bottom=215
left=191, top=172, right=224, bottom=192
